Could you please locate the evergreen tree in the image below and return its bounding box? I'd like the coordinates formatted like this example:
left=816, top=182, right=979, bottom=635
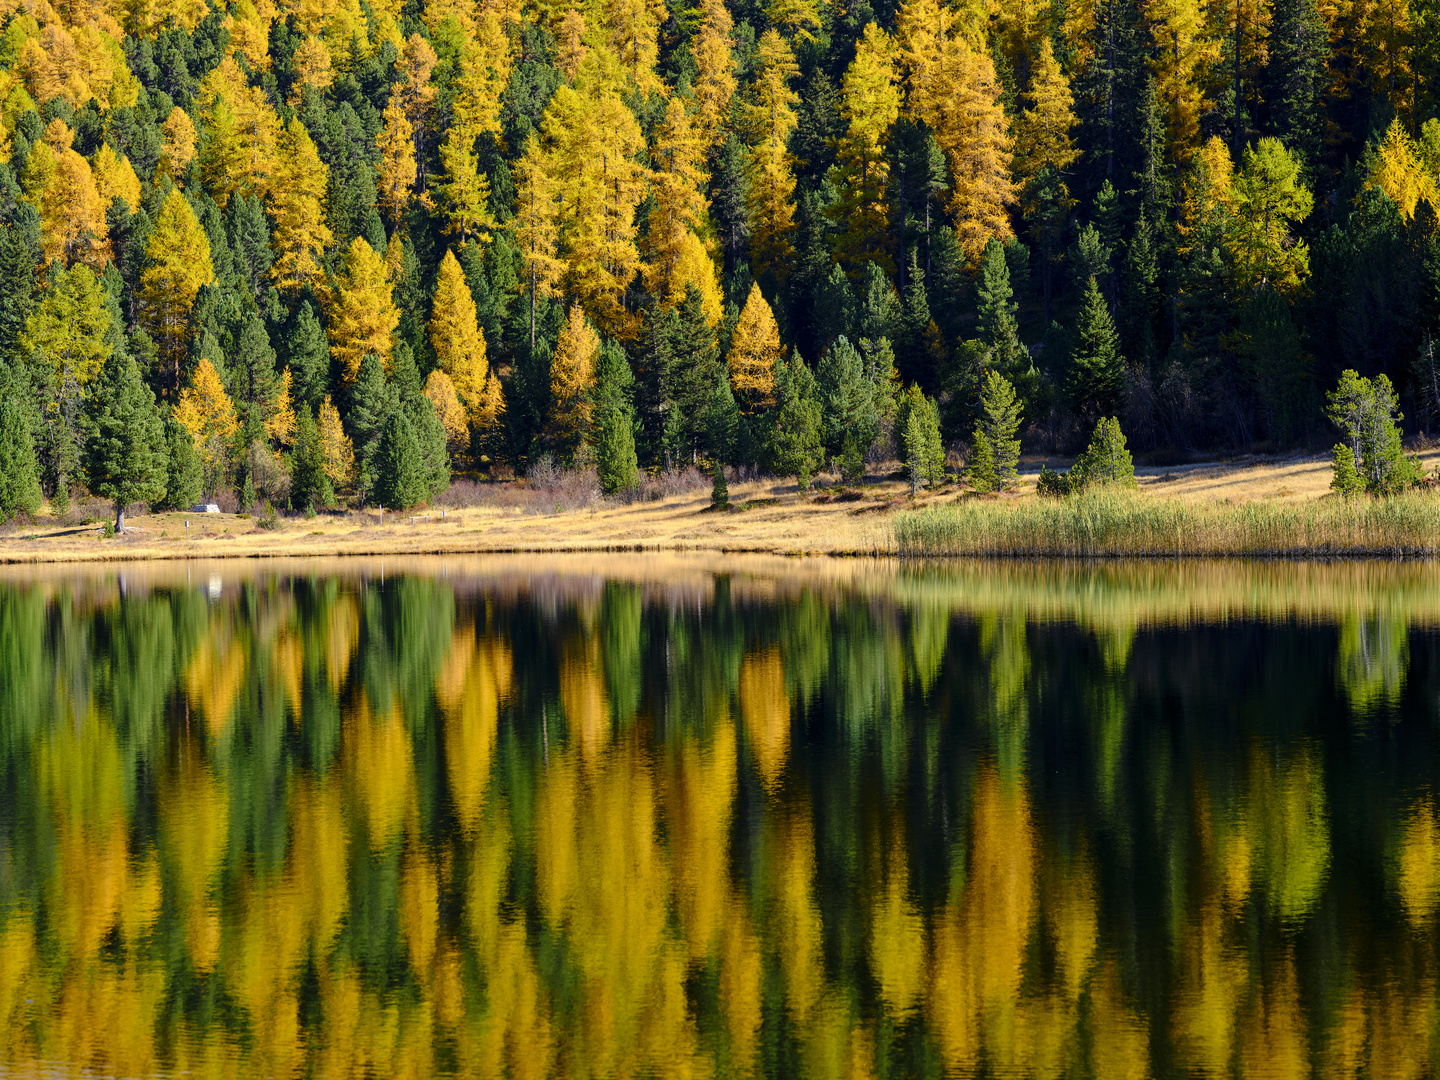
left=375, top=410, right=425, bottom=509
left=857, top=262, right=901, bottom=345
left=286, top=300, right=330, bottom=408
left=766, top=354, right=824, bottom=488
left=812, top=263, right=856, bottom=353
left=84, top=352, right=168, bottom=531
left=347, top=354, right=399, bottom=504
left=900, top=385, right=945, bottom=493
left=711, top=462, right=729, bottom=507
left=231, top=311, right=279, bottom=426
left=1326, top=370, right=1421, bottom=495
left=289, top=402, right=334, bottom=510
left=816, top=335, right=879, bottom=463
left=158, top=413, right=203, bottom=510
left=969, top=370, right=1022, bottom=492
left=405, top=392, right=451, bottom=501
left=593, top=343, right=639, bottom=495
left=0, top=396, right=41, bottom=521
left=976, top=239, right=1026, bottom=376
left=704, top=373, right=742, bottom=464
left=1067, top=276, right=1126, bottom=422
left=1071, top=416, right=1136, bottom=487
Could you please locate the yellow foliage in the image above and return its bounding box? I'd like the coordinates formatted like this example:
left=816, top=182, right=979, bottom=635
left=436, top=630, right=512, bottom=831
left=1148, top=0, right=1219, bottom=161
left=266, top=367, right=297, bottom=447
left=159, top=105, right=196, bottom=178
left=327, top=237, right=398, bottom=381
left=738, top=646, right=788, bottom=791
left=270, top=117, right=332, bottom=291
left=25, top=127, right=109, bottom=267
left=692, top=0, right=736, bottom=148
left=547, top=303, right=600, bottom=456
left=1364, top=118, right=1436, bottom=221
left=743, top=30, right=800, bottom=276
left=318, top=395, right=355, bottom=488
left=346, top=699, right=416, bottom=850
left=644, top=98, right=716, bottom=312
left=376, top=93, right=417, bottom=221
left=141, top=187, right=215, bottom=389
left=832, top=22, right=901, bottom=270
left=1397, top=797, right=1440, bottom=922
left=91, top=143, right=141, bottom=210
left=430, top=248, right=500, bottom=433
left=727, top=283, right=781, bottom=413
left=425, top=369, right=471, bottom=456
left=174, top=356, right=238, bottom=473
left=197, top=57, right=282, bottom=203
left=289, top=35, right=333, bottom=102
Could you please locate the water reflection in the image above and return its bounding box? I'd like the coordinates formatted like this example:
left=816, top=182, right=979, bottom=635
left=2, top=556, right=1440, bottom=1078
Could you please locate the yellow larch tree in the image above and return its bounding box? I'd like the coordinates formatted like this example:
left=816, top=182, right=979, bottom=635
left=513, top=134, right=565, bottom=349
left=831, top=22, right=901, bottom=271
left=288, top=35, right=333, bottom=103
left=897, top=0, right=954, bottom=119
left=317, top=395, right=355, bottom=487
left=429, top=249, right=500, bottom=432
left=92, top=142, right=141, bottom=209
left=742, top=30, right=800, bottom=280
left=935, top=39, right=1015, bottom=262
left=142, top=188, right=215, bottom=392
left=1206, top=0, right=1271, bottom=152
left=435, top=123, right=496, bottom=243
left=557, top=8, right=588, bottom=79
left=451, top=21, right=514, bottom=138
left=424, top=369, right=470, bottom=456
left=327, top=237, right=399, bottom=381
left=538, top=78, right=647, bottom=339
left=399, top=33, right=439, bottom=137
left=767, top=0, right=822, bottom=42
left=1180, top=134, right=1235, bottom=236
left=644, top=98, right=717, bottom=312
left=158, top=106, right=197, bottom=180
left=1363, top=117, right=1435, bottom=220
left=265, top=368, right=296, bottom=447
left=1148, top=0, right=1218, bottom=161
left=1011, top=38, right=1079, bottom=211
left=224, top=0, right=274, bottom=70
left=376, top=92, right=418, bottom=223
left=547, top=304, right=599, bottom=457
left=196, top=57, right=281, bottom=203
left=603, top=0, right=666, bottom=95
left=173, top=356, right=238, bottom=475
left=692, top=0, right=737, bottom=149
left=24, top=122, right=109, bottom=267
left=269, top=117, right=332, bottom=292
left=727, top=283, right=781, bottom=413
left=125, top=0, right=210, bottom=35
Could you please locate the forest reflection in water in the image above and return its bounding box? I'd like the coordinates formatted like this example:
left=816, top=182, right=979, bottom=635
left=1, top=555, right=1439, bottom=1078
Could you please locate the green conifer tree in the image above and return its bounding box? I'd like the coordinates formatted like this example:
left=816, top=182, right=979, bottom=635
left=593, top=342, right=640, bottom=495
left=816, top=335, right=879, bottom=462
left=84, top=352, right=168, bottom=532
left=287, top=300, right=330, bottom=408
left=1071, top=416, right=1136, bottom=487
left=376, top=411, right=425, bottom=509
left=159, top=413, right=203, bottom=510
left=901, top=385, right=945, bottom=493
left=1067, top=276, right=1126, bottom=422
left=0, top=396, right=42, bottom=521
left=347, top=354, right=399, bottom=505
left=767, top=355, right=824, bottom=488
left=289, top=402, right=334, bottom=510
left=970, top=370, right=1022, bottom=492
left=705, top=374, right=741, bottom=464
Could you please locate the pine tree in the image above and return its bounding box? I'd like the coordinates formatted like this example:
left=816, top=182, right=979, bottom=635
left=405, top=392, right=451, bottom=500
left=766, top=354, right=824, bottom=488
left=970, top=370, right=1022, bottom=492
left=976, top=239, right=1026, bottom=372
left=593, top=342, right=639, bottom=494
left=711, top=462, right=729, bottom=506
left=547, top=303, right=600, bottom=460
left=287, top=300, right=330, bottom=408
left=0, top=397, right=41, bottom=521
left=705, top=373, right=742, bottom=464
left=141, top=188, right=215, bottom=394
left=231, top=311, right=280, bottom=427
left=270, top=118, right=332, bottom=292
left=816, top=334, right=880, bottom=465
left=347, top=354, right=399, bottom=503
left=1071, top=415, right=1136, bottom=486
left=328, top=237, right=398, bottom=382
left=158, top=412, right=203, bottom=510
left=1067, top=276, right=1125, bottom=421
left=901, top=385, right=945, bottom=492
left=84, top=352, right=168, bottom=532
left=831, top=23, right=901, bottom=271
left=375, top=410, right=425, bottom=509
left=1326, top=370, right=1421, bottom=495
left=813, top=263, right=857, bottom=351
left=727, top=284, right=782, bottom=414
left=289, top=402, right=335, bottom=510
left=1266, top=0, right=1328, bottom=170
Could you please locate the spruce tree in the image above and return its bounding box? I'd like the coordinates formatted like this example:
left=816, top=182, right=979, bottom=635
left=286, top=300, right=330, bottom=408
left=970, top=370, right=1023, bottom=492
left=375, top=411, right=425, bottom=509
left=816, top=335, right=879, bottom=461
left=84, top=352, right=168, bottom=532
left=593, top=343, right=640, bottom=495
left=767, top=355, right=824, bottom=488
left=289, top=403, right=334, bottom=510
left=704, top=374, right=741, bottom=465
left=1067, top=276, right=1126, bottom=422
left=976, top=239, right=1027, bottom=377
left=1071, top=416, right=1136, bottom=487
left=711, top=462, right=729, bottom=507
left=158, top=413, right=203, bottom=511
left=0, top=396, right=41, bottom=521
left=231, top=311, right=279, bottom=425
left=813, top=263, right=856, bottom=353
left=347, top=354, right=398, bottom=504
left=901, top=386, right=945, bottom=493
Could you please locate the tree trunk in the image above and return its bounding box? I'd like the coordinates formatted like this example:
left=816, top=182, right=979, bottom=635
left=115, top=502, right=125, bottom=533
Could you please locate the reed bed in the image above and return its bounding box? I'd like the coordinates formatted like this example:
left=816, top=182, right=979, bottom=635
left=893, top=489, right=1440, bottom=558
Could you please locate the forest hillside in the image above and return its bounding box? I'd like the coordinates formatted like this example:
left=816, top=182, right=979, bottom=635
left=0, top=0, right=1437, bottom=517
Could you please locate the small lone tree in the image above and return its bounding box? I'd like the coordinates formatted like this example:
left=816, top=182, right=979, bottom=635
left=85, top=353, right=168, bottom=532
left=1071, top=416, right=1135, bottom=488
left=969, top=370, right=1022, bottom=492
left=1066, top=275, right=1125, bottom=422
left=901, top=385, right=945, bottom=494
left=375, top=411, right=425, bottom=509
left=711, top=463, right=729, bottom=508
left=1327, top=369, right=1421, bottom=496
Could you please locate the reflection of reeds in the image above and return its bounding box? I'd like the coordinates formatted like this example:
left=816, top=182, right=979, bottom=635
left=894, top=490, right=1440, bottom=558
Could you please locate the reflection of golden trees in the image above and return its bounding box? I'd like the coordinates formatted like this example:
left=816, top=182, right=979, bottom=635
left=437, top=629, right=512, bottom=832
left=868, top=825, right=925, bottom=1018
left=1336, top=613, right=1409, bottom=713
left=559, top=630, right=610, bottom=759
left=347, top=699, right=417, bottom=849
left=1397, top=797, right=1440, bottom=922
left=740, top=646, right=789, bottom=792
left=160, top=742, right=230, bottom=973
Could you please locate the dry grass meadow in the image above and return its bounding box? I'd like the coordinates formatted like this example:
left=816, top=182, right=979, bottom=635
left=4, top=448, right=1440, bottom=564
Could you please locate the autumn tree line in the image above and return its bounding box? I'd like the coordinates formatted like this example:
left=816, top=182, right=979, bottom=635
left=0, top=0, right=1439, bottom=520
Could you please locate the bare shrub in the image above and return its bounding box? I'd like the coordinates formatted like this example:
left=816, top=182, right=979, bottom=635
left=527, top=453, right=561, bottom=490
left=213, top=489, right=240, bottom=513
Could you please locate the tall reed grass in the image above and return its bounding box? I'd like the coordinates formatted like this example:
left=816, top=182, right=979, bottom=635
left=893, top=489, right=1440, bottom=557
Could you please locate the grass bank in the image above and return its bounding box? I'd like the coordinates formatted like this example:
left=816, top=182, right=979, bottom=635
left=893, top=489, right=1440, bottom=557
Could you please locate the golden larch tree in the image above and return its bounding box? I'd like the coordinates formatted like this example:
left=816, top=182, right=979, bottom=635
left=557, top=9, right=588, bottom=79
left=327, top=237, right=399, bottom=382
left=196, top=57, right=281, bottom=203
left=141, top=187, right=215, bottom=392
left=644, top=98, right=716, bottom=312
left=832, top=22, right=901, bottom=271
left=692, top=0, right=737, bottom=149
left=424, top=369, right=470, bottom=456
left=173, top=356, right=238, bottom=475
left=269, top=117, right=332, bottom=292
left=1148, top=0, right=1218, bottom=161
left=742, top=30, right=800, bottom=280
left=376, top=93, right=417, bottom=223
left=158, top=106, right=197, bottom=180
left=92, top=142, right=141, bottom=209
left=935, top=40, right=1015, bottom=262
left=1363, top=118, right=1435, bottom=220
left=429, top=249, right=499, bottom=430
left=603, top=0, right=666, bottom=95
left=435, top=123, right=496, bottom=243
left=317, top=395, right=355, bottom=487
left=24, top=122, right=108, bottom=268
left=513, top=134, right=564, bottom=349
left=547, top=303, right=600, bottom=457
left=727, top=283, right=781, bottom=413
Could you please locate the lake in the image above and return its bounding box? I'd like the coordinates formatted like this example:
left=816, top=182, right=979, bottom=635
left=1, top=554, right=1438, bottom=1078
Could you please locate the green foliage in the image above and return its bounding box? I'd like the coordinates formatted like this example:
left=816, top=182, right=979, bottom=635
left=1071, top=417, right=1136, bottom=489
left=159, top=413, right=203, bottom=511
left=704, top=373, right=741, bottom=465
left=1066, top=276, right=1125, bottom=422
left=289, top=403, right=334, bottom=511
left=816, top=334, right=878, bottom=461
left=767, top=354, right=824, bottom=489
left=594, top=343, right=639, bottom=495
left=711, top=464, right=729, bottom=508
left=1036, top=464, right=1073, bottom=497
left=1326, top=369, right=1421, bottom=496
left=970, top=370, right=1022, bottom=493
left=0, top=396, right=41, bottom=520
left=84, top=352, right=168, bottom=530
left=901, top=385, right=945, bottom=494
left=375, top=411, right=426, bottom=510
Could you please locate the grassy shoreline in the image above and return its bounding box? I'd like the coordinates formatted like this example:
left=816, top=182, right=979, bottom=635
left=893, top=488, right=1440, bottom=558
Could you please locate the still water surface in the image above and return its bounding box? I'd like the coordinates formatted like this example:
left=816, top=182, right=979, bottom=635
left=2, top=555, right=1439, bottom=1078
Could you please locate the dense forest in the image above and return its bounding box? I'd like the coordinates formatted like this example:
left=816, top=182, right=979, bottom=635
left=0, top=0, right=1438, bottom=516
